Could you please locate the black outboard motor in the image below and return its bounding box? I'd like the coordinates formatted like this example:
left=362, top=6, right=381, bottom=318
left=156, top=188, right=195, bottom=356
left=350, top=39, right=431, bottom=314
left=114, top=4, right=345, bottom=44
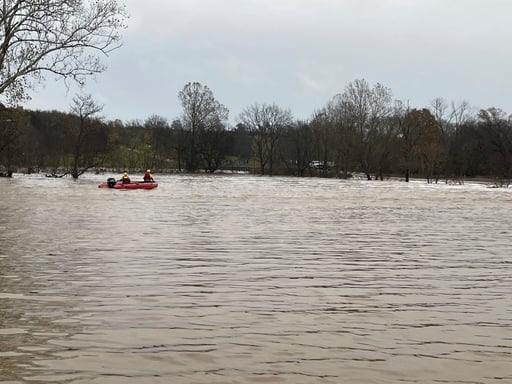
left=107, top=177, right=117, bottom=188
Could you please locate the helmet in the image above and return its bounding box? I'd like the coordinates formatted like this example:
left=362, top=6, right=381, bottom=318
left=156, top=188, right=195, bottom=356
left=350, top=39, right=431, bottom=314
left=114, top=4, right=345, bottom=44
left=147, top=169, right=151, bottom=172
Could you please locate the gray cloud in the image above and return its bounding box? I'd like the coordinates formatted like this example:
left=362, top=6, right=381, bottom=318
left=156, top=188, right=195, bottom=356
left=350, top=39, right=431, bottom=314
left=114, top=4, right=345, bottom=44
left=26, top=0, right=512, bottom=123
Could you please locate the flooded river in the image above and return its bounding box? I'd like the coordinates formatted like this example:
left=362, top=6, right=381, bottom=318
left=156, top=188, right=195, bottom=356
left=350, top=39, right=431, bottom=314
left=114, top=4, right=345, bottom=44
left=1, top=173, right=511, bottom=383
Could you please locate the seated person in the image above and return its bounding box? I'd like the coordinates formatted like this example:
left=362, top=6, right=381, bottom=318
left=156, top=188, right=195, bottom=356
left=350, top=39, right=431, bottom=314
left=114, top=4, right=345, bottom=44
left=121, top=172, right=131, bottom=184
left=143, top=169, right=154, bottom=182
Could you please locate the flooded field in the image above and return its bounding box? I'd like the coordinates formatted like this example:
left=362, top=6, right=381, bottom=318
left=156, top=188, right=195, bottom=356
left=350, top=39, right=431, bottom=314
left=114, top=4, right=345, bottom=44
left=1, top=173, right=511, bottom=383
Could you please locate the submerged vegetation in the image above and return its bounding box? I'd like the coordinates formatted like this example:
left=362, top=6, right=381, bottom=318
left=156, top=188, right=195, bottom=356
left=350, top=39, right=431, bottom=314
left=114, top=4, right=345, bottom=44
left=0, top=79, right=511, bottom=186
left=1, top=79, right=512, bottom=186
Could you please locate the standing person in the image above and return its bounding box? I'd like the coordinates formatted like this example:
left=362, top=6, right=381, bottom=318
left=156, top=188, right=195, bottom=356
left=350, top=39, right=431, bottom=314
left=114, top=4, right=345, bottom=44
left=143, top=169, right=154, bottom=182
left=121, top=172, right=131, bottom=184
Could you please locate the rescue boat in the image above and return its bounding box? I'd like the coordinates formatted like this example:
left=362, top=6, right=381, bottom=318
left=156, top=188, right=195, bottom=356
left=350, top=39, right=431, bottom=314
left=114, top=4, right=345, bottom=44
left=98, top=177, right=158, bottom=190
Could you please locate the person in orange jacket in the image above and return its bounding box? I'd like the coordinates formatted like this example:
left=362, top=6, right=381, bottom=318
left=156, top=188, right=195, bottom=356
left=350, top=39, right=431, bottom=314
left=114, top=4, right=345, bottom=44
left=143, top=169, right=154, bottom=182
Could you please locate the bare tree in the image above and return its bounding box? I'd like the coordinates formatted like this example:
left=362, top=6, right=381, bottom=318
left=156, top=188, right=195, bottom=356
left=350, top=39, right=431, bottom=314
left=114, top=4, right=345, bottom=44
left=415, top=109, right=444, bottom=183
left=199, top=120, right=228, bottom=173
left=310, top=109, right=336, bottom=176
left=178, top=82, right=228, bottom=171
left=478, top=107, right=512, bottom=186
left=170, top=119, right=186, bottom=171
left=324, top=98, right=356, bottom=178
left=69, top=93, right=105, bottom=178
left=430, top=97, right=472, bottom=137
left=339, top=79, right=393, bottom=179
left=430, top=98, right=474, bottom=181
left=430, top=98, right=449, bottom=129
left=145, top=114, right=171, bottom=170
left=397, top=108, right=444, bottom=182
left=393, top=100, right=415, bottom=182
left=0, top=103, right=22, bottom=176
left=238, top=103, right=293, bottom=175
left=0, top=0, right=127, bottom=104
left=278, top=120, right=315, bottom=177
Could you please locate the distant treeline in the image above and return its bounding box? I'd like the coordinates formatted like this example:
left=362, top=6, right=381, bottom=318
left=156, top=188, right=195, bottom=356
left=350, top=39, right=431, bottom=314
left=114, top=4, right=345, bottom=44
left=1, top=80, right=512, bottom=186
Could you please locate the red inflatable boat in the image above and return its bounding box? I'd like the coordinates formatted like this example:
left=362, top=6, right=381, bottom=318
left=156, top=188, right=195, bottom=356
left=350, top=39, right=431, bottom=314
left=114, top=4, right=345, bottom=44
left=98, top=178, right=158, bottom=190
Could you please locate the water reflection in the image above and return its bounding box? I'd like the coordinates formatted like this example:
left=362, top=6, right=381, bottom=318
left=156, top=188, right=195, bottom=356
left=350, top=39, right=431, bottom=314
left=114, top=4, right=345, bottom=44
left=1, top=174, right=511, bottom=383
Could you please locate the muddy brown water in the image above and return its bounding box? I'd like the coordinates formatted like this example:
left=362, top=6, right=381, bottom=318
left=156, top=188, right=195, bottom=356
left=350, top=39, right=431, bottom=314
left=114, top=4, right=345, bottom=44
left=1, top=174, right=511, bottom=383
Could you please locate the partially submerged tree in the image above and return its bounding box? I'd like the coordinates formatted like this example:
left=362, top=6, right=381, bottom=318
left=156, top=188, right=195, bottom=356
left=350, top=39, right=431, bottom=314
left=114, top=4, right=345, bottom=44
left=0, top=0, right=127, bottom=104
left=178, top=82, right=229, bottom=171
left=339, top=79, right=393, bottom=180
left=279, top=120, right=316, bottom=177
left=397, top=108, right=444, bottom=182
left=0, top=103, right=23, bottom=176
left=145, top=114, right=172, bottom=170
left=238, top=103, right=293, bottom=175
left=478, top=107, right=512, bottom=186
left=430, top=97, right=474, bottom=181
left=68, top=93, right=106, bottom=178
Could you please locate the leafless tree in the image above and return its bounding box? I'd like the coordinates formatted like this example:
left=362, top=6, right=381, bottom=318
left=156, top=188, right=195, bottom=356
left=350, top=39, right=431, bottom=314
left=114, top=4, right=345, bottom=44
left=178, top=82, right=228, bottom=171
left=478, top=107, right=512, bottom=186
left=323, top=97, right=356, bottom=178
left=69, top=93, right=105, bottom=178
left=430, top=97, right=472, bottom=136
left=430, top=98, right=474, bottom=181
left=309, top=109, right=336, bottom=176
left=0, top=103, right=22, bottom=175
left=0, top=0, right=127, bottom=104
left=393, top=100, right=415, bottom=182
left=145, top=114, right=171, bottom=169
left=397, top=108, right=444, bottom=182
left=338, top=79, right=393, bottom=179
left=238, top=103, right=293, bottom=175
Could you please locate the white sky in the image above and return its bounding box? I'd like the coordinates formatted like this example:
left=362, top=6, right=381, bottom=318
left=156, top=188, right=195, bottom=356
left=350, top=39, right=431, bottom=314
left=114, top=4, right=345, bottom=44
left=25, top=0, right=512, bottom=124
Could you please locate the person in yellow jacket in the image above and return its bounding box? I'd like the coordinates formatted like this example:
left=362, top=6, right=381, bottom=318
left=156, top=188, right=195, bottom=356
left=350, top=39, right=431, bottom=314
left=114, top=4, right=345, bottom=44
left=121, top=172, right=131, bottom=184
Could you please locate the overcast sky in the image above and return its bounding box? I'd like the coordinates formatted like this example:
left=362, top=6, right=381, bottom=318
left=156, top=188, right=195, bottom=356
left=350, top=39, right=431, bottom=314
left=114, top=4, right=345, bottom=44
left=25, top=0, right=512, bottom=124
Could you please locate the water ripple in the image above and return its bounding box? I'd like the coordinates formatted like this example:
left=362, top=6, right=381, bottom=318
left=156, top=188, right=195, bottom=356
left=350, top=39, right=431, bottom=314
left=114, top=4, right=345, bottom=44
left=1, top=174, right=511, bottom=383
